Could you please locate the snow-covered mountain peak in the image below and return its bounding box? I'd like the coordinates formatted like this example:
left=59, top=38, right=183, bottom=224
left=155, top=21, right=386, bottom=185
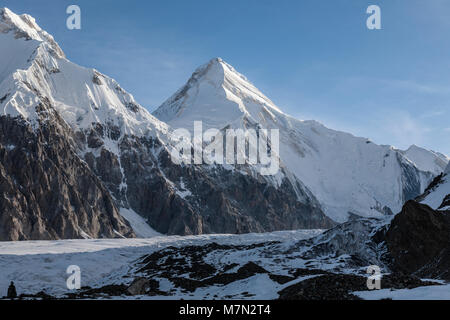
left=191, top=57, right=263, bottom=93
left=153, top=57, right=282, bottom=130
left=445, top=162, right=450, bottom=174
left=0, top=7, right=64, bottom=59
left=0, top=8, right=167, bottom=138
left=153, top=57, right=446, bottom=223
left=400, top=144, right=449, bottom=175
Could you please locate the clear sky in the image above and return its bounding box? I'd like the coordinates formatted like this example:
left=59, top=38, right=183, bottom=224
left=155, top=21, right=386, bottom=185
left=3, top=0, right=450, bottom=155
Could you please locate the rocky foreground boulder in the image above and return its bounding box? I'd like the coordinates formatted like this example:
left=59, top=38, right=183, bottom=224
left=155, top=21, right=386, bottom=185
left=384, top=200, right=450, bottom=280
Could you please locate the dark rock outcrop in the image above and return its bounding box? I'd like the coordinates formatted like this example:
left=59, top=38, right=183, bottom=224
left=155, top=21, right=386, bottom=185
left=0, top=106, right=334, bottom=239
left=79, top=123, right=335, bottom=236
left=126, top=277, right=159, bottom=295
left=0, top=102, right=134, bottom=240
left=384, top=200, right=450, bottom=280
left=278, top=274, right=367, bottom=300
left=278, top=273, right=437, bottom=300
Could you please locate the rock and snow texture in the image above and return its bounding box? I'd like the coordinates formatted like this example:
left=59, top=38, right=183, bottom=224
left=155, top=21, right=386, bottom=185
left=354, top=283, right=450, bottom=300
left=0, top=8, right=334, bottom=239
left=0, top=227, right=391, bottom=299
left=0, top=7, right=159, bottom=239
left=419, top=162, right=450, bottom=211
left=1, top=208, right=448, bottom=300
left=400, top=144, right=449, bottom=176
left=0, top=6, right=447, bottom=239
left=421, top=177, right=450, bottom=210
left=119, top=208, right=161, bottom=238
left=154, top=58, right=448, bottom=222
left=0, top=230, right=324, bottom=298
left=0, top=8, right=448, bottom=300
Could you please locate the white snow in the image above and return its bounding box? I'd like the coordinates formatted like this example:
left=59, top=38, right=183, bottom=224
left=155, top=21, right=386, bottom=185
left=0, top=8, right=173, bottom=238
left=0, top=7, right=168, bottom=138
left=0, top=229, right=323, bottom=298
left=154, top=58, right=282, bottom=131
left=154, top=58, right=446, bottom=222
left=78, top=229, right=93, bottom=240
left=119, top=207, right=161, bottom=238
left=1, top=6, right=448, bottom=232
left=175, top=178, right=192, bottom=199
left=401, top=144, right=449, bottom=175
left=171, top=274, right=320, bottom=300
left=0, top=8, right=62, bottom=53
left=354, top=284, right=450, bottom=300
left=1, top=227, right=446, bottom=300
left=421, top=174, right=449, bottom=210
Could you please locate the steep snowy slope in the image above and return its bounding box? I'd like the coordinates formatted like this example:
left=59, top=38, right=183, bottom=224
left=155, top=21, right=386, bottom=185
left=155, top=58, right=282, bottom=130
left=400, top=145, right=449, bottom=176
left=0, top=9, right=143, bottom=240
left=0, top=8, right=334, bottom=239
left=154, top=58, right=447, bottom=222
left=419, top=163, right=450, bottom=211
left=2, top=200, right=448, bottom=299
left=0, top=8, right=167, bottom=137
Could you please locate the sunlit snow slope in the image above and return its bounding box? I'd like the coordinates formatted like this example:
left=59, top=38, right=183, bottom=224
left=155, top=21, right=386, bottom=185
left=420, top=163, right=450, bottom=211
left=0, top=8, right=167, bottom=137
left=0, top=8, right=334, bottom=237
left=154, top=58, right=448, bottom=222
left=0, top=8, right=167, bottom=237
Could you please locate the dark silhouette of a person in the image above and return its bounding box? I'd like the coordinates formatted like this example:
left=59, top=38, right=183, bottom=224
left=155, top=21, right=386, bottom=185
left=7, top=281, right=17, bottom=299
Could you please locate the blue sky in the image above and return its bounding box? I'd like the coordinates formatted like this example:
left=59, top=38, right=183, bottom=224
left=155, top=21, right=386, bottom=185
left=4, top=0, right=450, bottom=155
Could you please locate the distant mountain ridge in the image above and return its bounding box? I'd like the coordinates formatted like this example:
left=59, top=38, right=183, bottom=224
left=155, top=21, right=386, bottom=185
left=0, top=8, right=447, bottom=239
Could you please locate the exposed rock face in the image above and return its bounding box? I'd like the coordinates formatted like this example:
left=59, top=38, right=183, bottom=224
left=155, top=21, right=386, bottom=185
left=1, top=7, right=446, bottom=240
left=0, top=8, right=335, bottom=239
left=398, top=154, right=427, bottom=202
left=384, top=200, right=450, bottom=280
left=0, top=102, right=134, bottom=240
left=80, top=124, right=335, bottom=235
left=154, top=57, right=446, bottom=223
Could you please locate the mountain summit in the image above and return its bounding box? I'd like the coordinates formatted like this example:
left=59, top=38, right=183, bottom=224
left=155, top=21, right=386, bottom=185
left=0, top=8, right=447, bottom=240
left=154, top=58, right=449, bottom=222
left=0, top=7, right=167, bottom=137
left=154, top=57, right=282, bottom=131
left=0, top=8, right=336, bottom=240
left=0, top=7, right=64, bottom=58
